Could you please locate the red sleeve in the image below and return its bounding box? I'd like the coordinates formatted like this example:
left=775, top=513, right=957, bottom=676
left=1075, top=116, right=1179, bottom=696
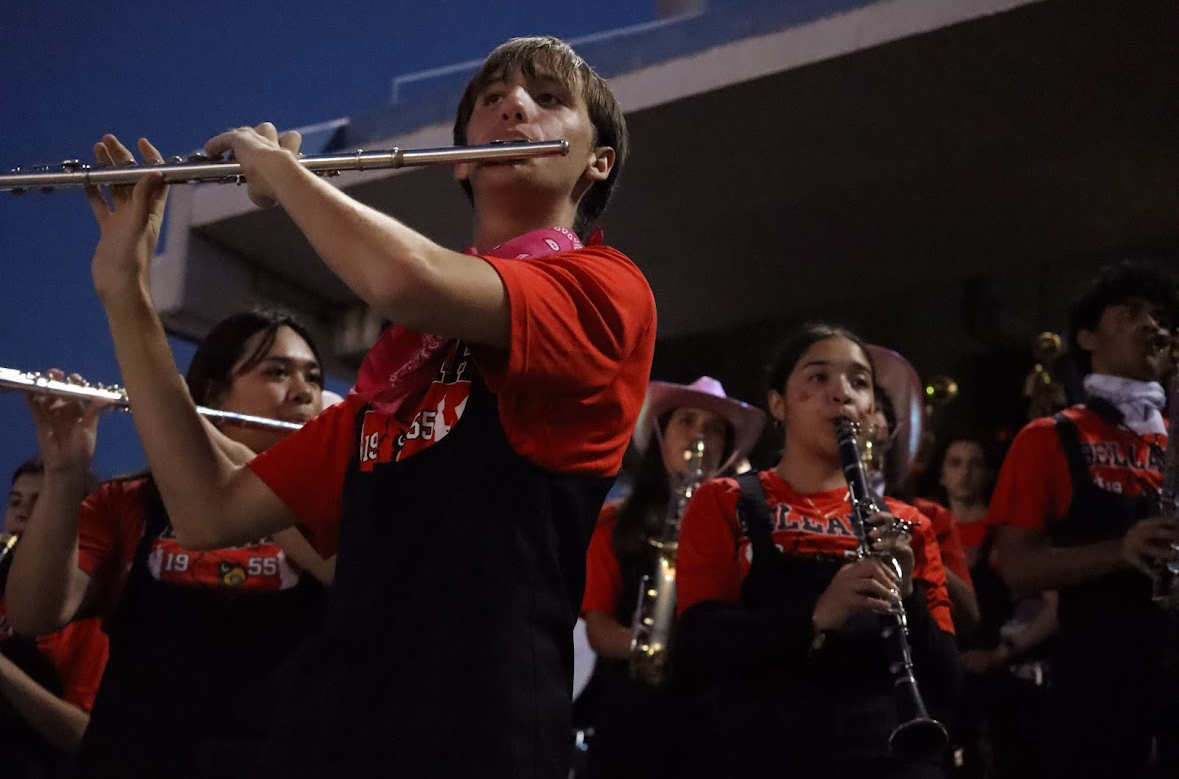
left=892, top=501, right=956, bottom=634
left=471, top=246, right=657, bottom=476
left=247, top=395, right=362, bottom=558
left=36, top=618, right=108, bottom=711
left=913, top=498, right=972, bottom=591
left=675, top=478, right=743, bottom=615
left=581, top=504, right=623, bottom=616
left=988, top=418, right=1072, bottom=533
left=78, top=480, right=148, bottom=611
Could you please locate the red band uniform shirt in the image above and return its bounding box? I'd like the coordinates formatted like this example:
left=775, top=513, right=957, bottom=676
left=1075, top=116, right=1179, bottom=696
left=673, top=470, right=959, bottom=777
left=989, top=404, right=1177, bottom=774
left=248, top=243, right=656, bottom=777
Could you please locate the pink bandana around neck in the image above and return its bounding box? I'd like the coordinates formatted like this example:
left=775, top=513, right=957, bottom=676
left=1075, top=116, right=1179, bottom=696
left=350, top=227, right=590, bottom=416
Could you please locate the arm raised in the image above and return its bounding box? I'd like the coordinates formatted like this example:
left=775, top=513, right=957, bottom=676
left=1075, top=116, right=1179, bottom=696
left=7, top=387, right=101, bottom=634
left=87, top=135, right=298, bottom=550
left=204, top=125, right=510, bottom=348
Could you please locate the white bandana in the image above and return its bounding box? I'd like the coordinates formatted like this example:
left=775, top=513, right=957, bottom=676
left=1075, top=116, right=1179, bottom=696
left=1083, top=373, right=1167, bottom=436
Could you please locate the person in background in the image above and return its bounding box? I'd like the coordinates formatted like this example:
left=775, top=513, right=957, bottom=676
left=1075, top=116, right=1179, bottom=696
left=7, top=311, right=332, bottom=779
left=674, top=323, right=960, bottom=779
left=921, top=433, right=1055, bottom=779
left=580, top=376, right=764, bottom=778
left=2, top=458, right=107, bottom=778
left=994, top=260, right=1178, bottom=778
left=67, top=35, right=655, bottom=777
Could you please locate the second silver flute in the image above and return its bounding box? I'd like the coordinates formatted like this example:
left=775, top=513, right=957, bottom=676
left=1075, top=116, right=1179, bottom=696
left=0, top=139, right=570, bottom=193
left=0, top=367, right=301, bottom=432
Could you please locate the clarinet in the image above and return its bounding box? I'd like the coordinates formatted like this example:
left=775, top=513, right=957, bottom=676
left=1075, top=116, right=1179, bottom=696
left=628, top=434, right=706, bottom=686
left=833, top=417, right=948, bottom=760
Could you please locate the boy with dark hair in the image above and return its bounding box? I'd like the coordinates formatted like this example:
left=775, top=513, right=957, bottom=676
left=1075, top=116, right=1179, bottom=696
left=50, top=35, right=654, bottom=776
left=994, top=260, right=1178, bottom=777
left=2, top=457, right=107, bottom=776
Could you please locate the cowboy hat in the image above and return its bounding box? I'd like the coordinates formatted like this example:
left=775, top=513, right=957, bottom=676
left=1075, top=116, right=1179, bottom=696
left=633, top=376, right=766, bottom=473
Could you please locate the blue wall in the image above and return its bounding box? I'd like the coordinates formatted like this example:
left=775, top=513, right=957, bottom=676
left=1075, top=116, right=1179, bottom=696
left=0, top=0, right=656, bottom=482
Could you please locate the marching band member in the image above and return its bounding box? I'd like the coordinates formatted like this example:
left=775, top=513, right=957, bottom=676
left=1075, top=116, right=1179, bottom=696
left=993, top=261, right=1179, bottom=777
left=71, top=35, right=654, bottom=777
left=674, top=323, right=959, bottom=779
left=918, top=432, right=1055, bottom=779
left=580, top=376, right=764, bottom=778
left=2, top=458, right=106, bottom=778
left=7, top=312, right=331, bottom=778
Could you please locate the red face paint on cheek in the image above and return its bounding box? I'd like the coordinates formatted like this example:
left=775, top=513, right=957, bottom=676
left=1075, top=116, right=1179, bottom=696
left=794, top=390, right=812, bottom=404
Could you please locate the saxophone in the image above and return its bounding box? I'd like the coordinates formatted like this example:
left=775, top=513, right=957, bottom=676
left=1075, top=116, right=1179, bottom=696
left=628, top=434, right=707, bottom=686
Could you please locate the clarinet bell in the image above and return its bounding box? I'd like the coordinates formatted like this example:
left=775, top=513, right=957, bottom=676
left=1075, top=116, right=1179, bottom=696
left=889, top=712, right=948, bottom=761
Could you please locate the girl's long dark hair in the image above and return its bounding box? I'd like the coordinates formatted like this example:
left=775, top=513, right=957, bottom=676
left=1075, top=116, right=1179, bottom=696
left=611, top=411, right=736, bottom=586
left=612, top=412, right=675, bottom=564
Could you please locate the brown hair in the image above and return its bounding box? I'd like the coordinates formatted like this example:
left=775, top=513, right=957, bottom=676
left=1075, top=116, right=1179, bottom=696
left=453, top=36, right=628, bottom=234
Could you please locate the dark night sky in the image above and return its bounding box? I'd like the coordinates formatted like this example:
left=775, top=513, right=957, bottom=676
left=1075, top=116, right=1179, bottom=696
left=0, top=0, right=653, bottom=481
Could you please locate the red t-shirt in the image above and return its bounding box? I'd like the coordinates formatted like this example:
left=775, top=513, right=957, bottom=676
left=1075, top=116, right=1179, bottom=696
left=34, top=618, right=108, bottom=710
left=249, top=245, right=657, bottom=558
left=581, top=502, right=623, bottom=616
left=910, top=497, right=973, bottom=589
left=955, top=518, right=991, bottom=560
left=989, top=405, right=1167, bottom=534
left=677, top=470, right=955, bottom=634
left=0, top=600, right=108, bottom=711
left=78, top=479, right=305, bottom=606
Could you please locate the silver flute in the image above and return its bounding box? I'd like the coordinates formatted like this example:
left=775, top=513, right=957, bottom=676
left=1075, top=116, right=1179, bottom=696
left=0, top=367, right=301, bottom=432
left=0, top=140, right=570, bottom=193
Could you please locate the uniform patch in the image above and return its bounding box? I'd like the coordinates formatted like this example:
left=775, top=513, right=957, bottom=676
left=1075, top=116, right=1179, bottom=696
left=359, top=344, right=473, bottom=471
left=147, top=525, right=300, bottom=590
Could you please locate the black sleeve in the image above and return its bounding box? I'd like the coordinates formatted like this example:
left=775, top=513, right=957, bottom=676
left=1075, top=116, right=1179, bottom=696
left=902, top=582, right=963, bottom=714
left=675, top=598, right=814, bottom=689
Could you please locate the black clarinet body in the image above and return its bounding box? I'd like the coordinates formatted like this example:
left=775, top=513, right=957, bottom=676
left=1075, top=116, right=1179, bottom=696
left=833, top=416, right=948, bottom=760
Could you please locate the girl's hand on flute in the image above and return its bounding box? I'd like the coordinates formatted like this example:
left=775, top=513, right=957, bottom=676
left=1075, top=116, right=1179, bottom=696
left=85, top=134, right=168, bottom=304
left=202, top=122, right=302, bottom=209
left=25, top=370, right=103, bottom=474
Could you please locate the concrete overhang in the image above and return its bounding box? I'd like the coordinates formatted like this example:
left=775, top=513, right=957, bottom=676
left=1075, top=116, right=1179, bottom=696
left=150, top=0, right=1179, bottom=375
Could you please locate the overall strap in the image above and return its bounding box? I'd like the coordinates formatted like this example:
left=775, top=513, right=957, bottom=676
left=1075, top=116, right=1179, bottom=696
left=735, top=472, right=776, bottom=558
left=134, top=477, right=171, bottom=565
left=1052, top=412, right=1092, bottom=491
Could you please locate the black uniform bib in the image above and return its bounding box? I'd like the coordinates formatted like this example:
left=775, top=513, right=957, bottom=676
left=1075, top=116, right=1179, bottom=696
left=78, top=480, right=323, bottom=779
left=0, top=562, right=65, bottom=779
left=1041, top=410, right=1178, bottom=777
left=677, top=473, right=951, bottom=779
left=261, top=358, right=612, bottom=778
